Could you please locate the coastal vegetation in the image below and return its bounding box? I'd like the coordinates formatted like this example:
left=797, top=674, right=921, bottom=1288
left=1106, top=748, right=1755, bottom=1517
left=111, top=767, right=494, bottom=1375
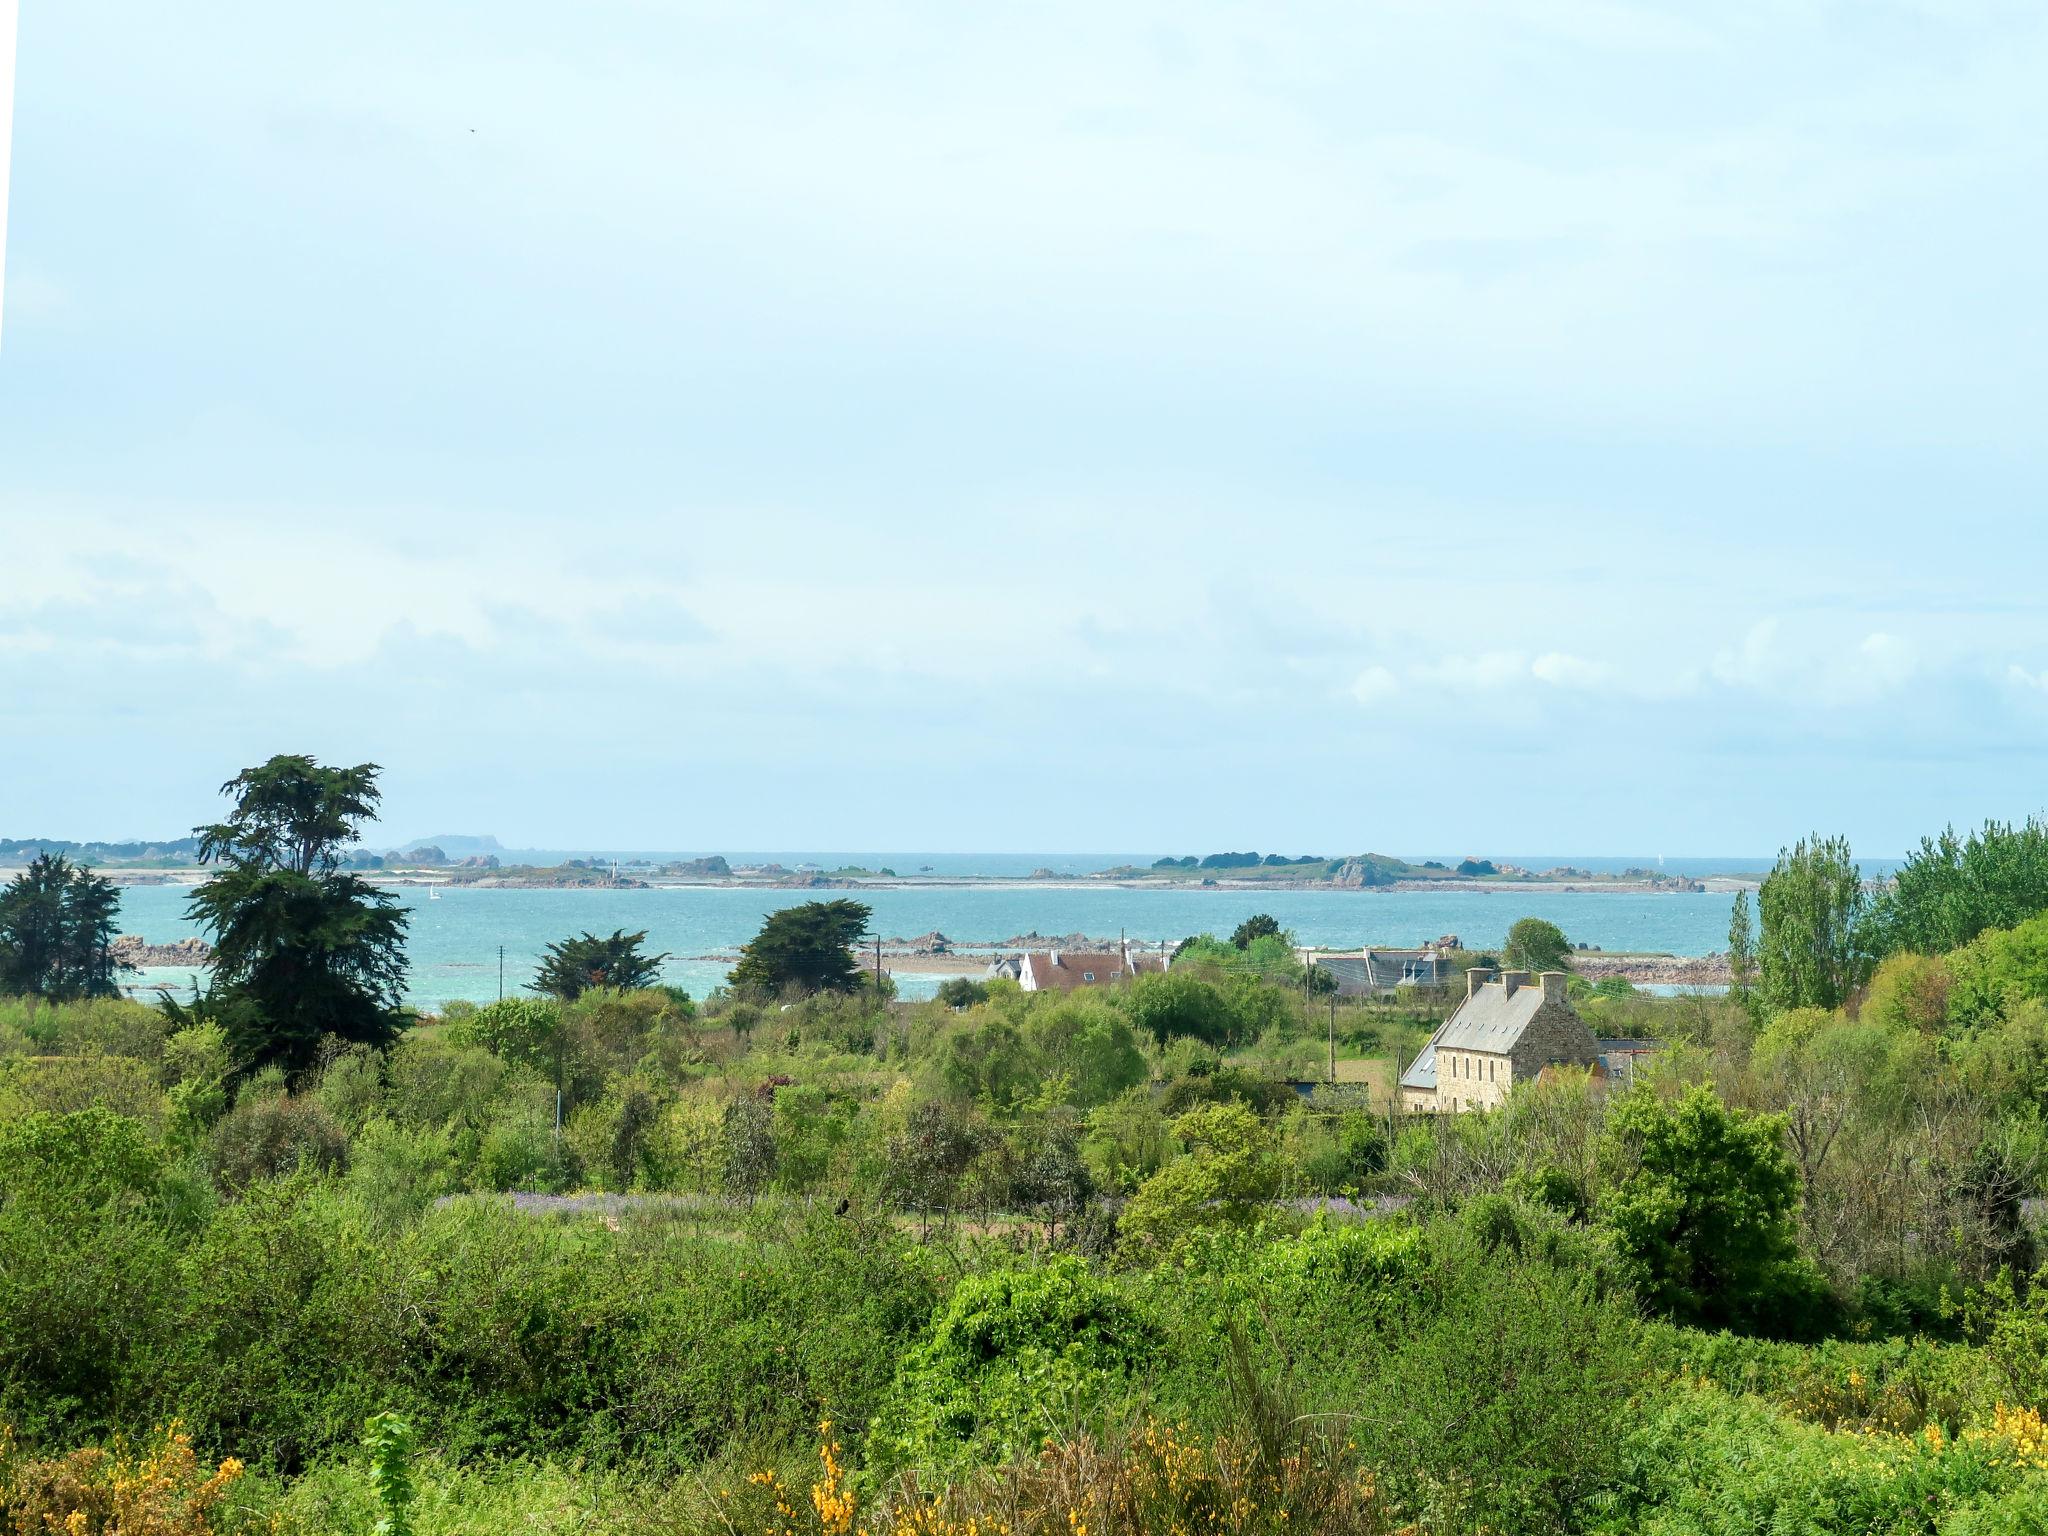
left=10, top=776, right=2048, bottom=1530
left=0, top=854, right=126, bottom=1001
left=533, top=930, right=670, bottom=1000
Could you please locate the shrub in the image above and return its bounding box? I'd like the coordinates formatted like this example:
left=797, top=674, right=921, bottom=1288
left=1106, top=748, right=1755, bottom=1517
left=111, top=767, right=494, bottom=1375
left=875, top=1255, right=1160, bottom=1473
left=1120, top=1102, right=1280, bottom=1255
left=0, top=1422, right=249, bottom=1536
left=207, top=1093, right=348, bottom=1192
left=1596, top=1084, right=1828, bottom=1336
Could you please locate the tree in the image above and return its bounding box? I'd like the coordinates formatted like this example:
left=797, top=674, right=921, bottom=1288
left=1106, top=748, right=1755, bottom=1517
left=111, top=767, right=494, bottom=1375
left=886, top=1100, right=981, bottom=1234
left=1503, top=917, right=1571, bottom=974
left=1757, top=834, right=1870, bottom=1012
left=1873, top=818, right=2048, bottom=958
left=1727, top=889, right=1757, bottom=1003
left=934, top=977, right=989, bottom=1009
left=458, top=996, right=582, bottom=1106
left=0, top=854, right=128, bottom=1000
left=1596, top=1084, right=1818, bottom=1332
left=721, top=1095, right=778, bottom=1207
left=532, top=929, right=668, bottom=1000
left=1119, top=1100, right=1280, bottom=1252
left=1118, top=970, right=1237, bottom=1048
left=730, top=900, right=871, bottom=994
left=1229, top=913, right=1282, bottom=950
left=184, top=755, right=410, bottom=1078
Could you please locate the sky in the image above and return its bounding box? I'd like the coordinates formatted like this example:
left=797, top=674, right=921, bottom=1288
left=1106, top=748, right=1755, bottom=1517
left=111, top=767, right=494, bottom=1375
left=2, top=1, right=2047, bottom=857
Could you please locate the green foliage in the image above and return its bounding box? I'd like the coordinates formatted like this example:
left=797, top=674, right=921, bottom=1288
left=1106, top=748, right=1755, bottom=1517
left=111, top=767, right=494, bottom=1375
left=1875, top=817, right=2048, bottom=960
left=531, top=930, right=668, bottom=1000
left=1504, top=916, right=1573, bottom=974
left=1758, top=832, right=1871, bottom=1012
left=1597, top=1084, right=1824, bottom=1334
left=455, top=996, right=573, bottom=1090
left=183, top=754, right=410, bottom=1077
left=1348, top=1222, right=1642, bottom=1532
left=876, top=1255, right=1159, bottom=1472
left=0, top=853, right=128, bottom=1000
left=885, top=1100, right=981, bottom=1227
left=1728, top=888, right=1757, bottom=1000
left=1120, top=1101, right=1280, bottom=1254
left=1117, top=970, right=1237, bottom=1048
left=730, top=900, right=872, bottom=995
left=1947, top=913, right=2048, bottom=1031
left=934, top=977, right=989, bottom=1009
left=1229, top=914, right=1282, bottom=949
left=1861, top=950, right=1953, bottom=1034
left=363, top=1411, right=417, bottom=1536
left=208, top=1089, right=350, bottom=1192
left=720, top=1094, right=777, bottom=1206
left=0, top=1106, right=163, bottom=1210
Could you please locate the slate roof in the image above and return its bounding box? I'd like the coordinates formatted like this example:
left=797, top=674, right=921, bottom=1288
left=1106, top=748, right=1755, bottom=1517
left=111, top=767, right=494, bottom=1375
left=1434, top=980, right=1549, bottom=1053
left=1317, top=949, right=1447, bottom=995
left=1400, top=977, right=1558, bottom=1092
left=1399, top=1039, right=1438, bottom=1091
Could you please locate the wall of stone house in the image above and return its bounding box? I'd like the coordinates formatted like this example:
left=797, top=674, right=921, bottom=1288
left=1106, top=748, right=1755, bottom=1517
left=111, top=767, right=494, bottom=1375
left=1431, top=1046, right=1512, bottom=1112
left=1506, top=1002, right=1602, bottom=1083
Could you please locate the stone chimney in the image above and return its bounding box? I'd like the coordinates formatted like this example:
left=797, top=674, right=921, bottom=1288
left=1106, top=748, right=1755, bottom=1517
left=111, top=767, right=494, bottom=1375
left=1466, top=967, right=1493, bottom=1001
left=1540, top=971, right=1568, bottom=1005
left=1500, top=969, right=1530, bottom=997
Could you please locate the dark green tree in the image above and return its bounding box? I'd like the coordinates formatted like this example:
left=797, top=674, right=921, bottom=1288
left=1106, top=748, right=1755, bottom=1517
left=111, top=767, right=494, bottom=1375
left=0, top=854, right=128, bottom=1000
left=532, top=929, right=668, bottom=1000
left=1229, top=913, right=1282, bottom=950
left=1757, top=833, right=1870, bottom=1012
left=1503, top=917, right=1572, bottom=974
left=1118, top=970, right=1238, bottom=1049
left=184, top=755, right=410, bottom=1077
left=1596, top=1084, right=1816, bottom=1332
left=730, top=899, right=871, bottom=993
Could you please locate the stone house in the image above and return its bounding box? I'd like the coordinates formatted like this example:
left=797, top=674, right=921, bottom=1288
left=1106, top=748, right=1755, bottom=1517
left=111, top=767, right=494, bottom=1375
left=1398, top=968, right=1604, bottom=1113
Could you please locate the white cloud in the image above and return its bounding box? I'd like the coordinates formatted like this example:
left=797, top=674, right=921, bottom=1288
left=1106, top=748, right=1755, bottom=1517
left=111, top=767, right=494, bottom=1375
left=1350, top=665, right=1400, bottom=705
left=1415, top=651, right=1531, bottom=694
left=1530, top=651, right=1614, bottom=690
left=2009, top=664, right=2048, bottom=694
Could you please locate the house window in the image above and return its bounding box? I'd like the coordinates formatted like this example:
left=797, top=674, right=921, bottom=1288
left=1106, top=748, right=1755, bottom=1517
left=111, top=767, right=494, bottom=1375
left=1081, top=971, right=1095, bottom=982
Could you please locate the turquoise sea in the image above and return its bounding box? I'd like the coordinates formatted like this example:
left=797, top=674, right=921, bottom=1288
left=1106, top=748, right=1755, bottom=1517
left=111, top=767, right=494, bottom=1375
left=112, top=881, right=1744, bottom=1008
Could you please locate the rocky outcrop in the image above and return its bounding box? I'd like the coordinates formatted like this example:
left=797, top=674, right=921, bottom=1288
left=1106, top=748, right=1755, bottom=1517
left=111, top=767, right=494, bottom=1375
left=112, top=935, right=213, bottom=968
left=664, top=855, right=732, bottom=878
left=1575, top=954, right=1732, bottom=986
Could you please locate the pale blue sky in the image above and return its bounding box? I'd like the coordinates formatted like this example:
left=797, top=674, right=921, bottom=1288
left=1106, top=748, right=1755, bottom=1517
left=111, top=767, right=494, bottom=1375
left=3, top=2, right=2046, bottom=854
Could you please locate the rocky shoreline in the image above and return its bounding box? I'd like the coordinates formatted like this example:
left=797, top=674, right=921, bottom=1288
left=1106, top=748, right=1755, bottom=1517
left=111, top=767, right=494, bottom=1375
left=111, top=935, right=214, bottom=968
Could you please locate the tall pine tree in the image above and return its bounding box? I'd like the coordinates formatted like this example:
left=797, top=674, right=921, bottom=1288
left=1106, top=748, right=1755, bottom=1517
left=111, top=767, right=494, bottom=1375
left=185, top=755, right=410, bottom=1077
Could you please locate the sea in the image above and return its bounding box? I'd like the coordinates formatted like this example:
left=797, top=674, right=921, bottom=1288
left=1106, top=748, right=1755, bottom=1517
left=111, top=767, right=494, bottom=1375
left=106, top=856, right=1791, bottom=1008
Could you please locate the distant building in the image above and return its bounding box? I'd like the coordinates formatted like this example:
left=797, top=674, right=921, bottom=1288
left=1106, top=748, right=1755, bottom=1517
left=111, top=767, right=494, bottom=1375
left=993, top=945, right=1169, bottom=992
left=1314, top=947, right=1452, bottom=998
left=1594, top=1037, right=1662, bottom=1089
left=1399, top=968, right=1605, bottom=1113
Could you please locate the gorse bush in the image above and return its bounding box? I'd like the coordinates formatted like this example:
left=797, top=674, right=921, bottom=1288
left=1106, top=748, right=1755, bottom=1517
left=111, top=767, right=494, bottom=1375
left=0, top=1422, right=250, bottom=1536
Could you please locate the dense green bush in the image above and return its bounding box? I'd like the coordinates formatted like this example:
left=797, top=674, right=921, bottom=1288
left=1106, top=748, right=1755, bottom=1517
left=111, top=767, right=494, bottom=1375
left=875, top=1254, right=1159, bottom=1474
